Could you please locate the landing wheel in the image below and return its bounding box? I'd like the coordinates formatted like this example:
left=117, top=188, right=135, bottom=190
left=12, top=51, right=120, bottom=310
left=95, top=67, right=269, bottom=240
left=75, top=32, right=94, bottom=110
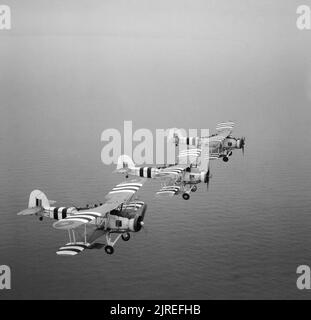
left=223, top=156, right=229, bottom=162
left=122, top=233, right=130, bottom=241
left=182, top=193, right=190, bottom=200
left=39, top=216, right=43, bottom=221
left=105, top=245, right=114, bottom=255
left=192, top=185, right=197, bottom=192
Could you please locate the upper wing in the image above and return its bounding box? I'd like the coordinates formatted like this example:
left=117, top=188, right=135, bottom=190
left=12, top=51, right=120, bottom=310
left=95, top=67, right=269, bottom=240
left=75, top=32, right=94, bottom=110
left=209, top=121, right=234, bottom=143
left=155, top=164, right=189, bottom=180
left=53, top=178, right=146, bottom=230
left=177, top=148, right=201, bottom=165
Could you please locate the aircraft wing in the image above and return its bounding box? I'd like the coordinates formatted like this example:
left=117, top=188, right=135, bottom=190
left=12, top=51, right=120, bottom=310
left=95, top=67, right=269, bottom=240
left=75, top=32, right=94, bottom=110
left=177, top=148, right=201, bottom=165
left=156, top=184, right=181, bottom=197
left=56, top=242, right=90, bottom=256
left=209, top=121, right=234, bottom=143
left=53, top=178, right=146, bottom=230
left=56, top=224, right=106, bottom=256
left=155, top=164, right=190, bottom=180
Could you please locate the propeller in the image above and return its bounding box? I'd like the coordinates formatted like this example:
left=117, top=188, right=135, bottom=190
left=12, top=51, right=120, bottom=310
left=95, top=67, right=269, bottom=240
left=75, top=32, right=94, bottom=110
left=204, top=167, right=211, bottom=191
left=240, top=137, right=246, bottom=155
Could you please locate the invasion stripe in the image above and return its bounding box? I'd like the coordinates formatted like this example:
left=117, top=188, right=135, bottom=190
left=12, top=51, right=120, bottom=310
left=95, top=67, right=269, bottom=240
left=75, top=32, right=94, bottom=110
left=217, top=122, right=234, bottom=126
left=116, top=183, right=142, bottom=187
left=68, top=214, right=98, bottom=219
left=147, top=167, right=152, bottom=178
left=53, top=207, right=59, bottom=220
left=217, top=123, right=234, bottom=126
left=157, top=191, right=176, bottom=194
left=58, top=248, right=84, bottom=253
left=110, top=188, right=139, bottom=193
left=126, top=202, right=143, bottom=206
left=56, top=250, right=80, bottom=255
left=125, top=203, right=143, bottom=206
left=66, top=215, right=94, bottom=220
left=57, top=207, right=65, bottom=214
left=112, top=186, right=140, bottom=191
left=63, top=217, right=92, bottom=223
left=58, top=246, right=86, bottom=251
left=109, top=190, right=136, bottom=194
left=162, top=186, right=180, bottom=189
left=117, top=182, right=143, bottom=186
left=62, top=208, right=67, bottom=219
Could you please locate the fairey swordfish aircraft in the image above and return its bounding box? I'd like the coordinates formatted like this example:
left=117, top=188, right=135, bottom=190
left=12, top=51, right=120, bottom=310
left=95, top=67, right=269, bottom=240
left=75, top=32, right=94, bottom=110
left=17, top=179, right=147, bottom=255
left=115, top=143, right=211, bottom=200
left=170, top=121, right=246, bottom=162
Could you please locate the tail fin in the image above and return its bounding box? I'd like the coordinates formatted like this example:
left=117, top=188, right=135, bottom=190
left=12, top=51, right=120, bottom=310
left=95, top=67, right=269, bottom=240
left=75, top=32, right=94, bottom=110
left=17, top=189, right=50, bottom=216
left=115, top=155, right=135, bottom=173
left=28, top=190, right=50, bottom=209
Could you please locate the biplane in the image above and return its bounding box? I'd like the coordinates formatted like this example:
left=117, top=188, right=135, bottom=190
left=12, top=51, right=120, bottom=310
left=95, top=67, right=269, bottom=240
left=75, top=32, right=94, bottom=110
left=17, top=179, right=147, bottom=255
left=116, top=143, right=210, bottom=200
left=170, top=121, right=245, bottom=162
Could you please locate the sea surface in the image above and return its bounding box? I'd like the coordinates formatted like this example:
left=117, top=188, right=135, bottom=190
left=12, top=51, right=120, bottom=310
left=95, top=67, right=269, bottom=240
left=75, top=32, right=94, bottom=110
left=1, top=117, right=311, bottom=299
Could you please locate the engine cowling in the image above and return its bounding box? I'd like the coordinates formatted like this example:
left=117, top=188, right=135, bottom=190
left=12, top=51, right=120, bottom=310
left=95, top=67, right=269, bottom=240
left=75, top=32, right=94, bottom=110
left=128, top=203, right=147, bottom=232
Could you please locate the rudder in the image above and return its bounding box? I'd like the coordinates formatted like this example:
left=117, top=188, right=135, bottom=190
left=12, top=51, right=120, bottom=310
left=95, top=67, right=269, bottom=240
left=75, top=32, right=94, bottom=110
left=28, top=190, right=50, bottom=209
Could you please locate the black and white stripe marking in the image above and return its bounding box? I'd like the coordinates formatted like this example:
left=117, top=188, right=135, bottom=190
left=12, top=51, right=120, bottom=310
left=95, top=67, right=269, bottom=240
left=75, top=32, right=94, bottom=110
left=157, top=185, right=180, bottom=195
left=216, top=122, right=234, bottom=131
left=56, top=242, right=89, bottom=256
left=62, top=212, right=102, bottom=224
left=178, top=149, right=201, bottom=158
left=123, top=201, right=145, bottom=210
left=48, top=207, right=77, bottom=220
left=160, top=167, right=184, bottom=176
left=109, top=182, right=143, bottom=195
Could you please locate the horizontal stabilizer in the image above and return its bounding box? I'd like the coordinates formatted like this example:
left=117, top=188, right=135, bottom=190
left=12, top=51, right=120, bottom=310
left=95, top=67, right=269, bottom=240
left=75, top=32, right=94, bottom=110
left=17, top=207, right=42, bottom=216
left=56, top=242, right=89, bottom=256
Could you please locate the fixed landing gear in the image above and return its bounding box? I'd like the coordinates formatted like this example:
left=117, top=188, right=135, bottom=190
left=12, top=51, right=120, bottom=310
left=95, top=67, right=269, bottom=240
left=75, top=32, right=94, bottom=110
left=191, top=185, right=197, bottom=192
left=121, top=232, right=130, bottom=241
left=104, top=245, right=114, bottom=255
left=223, top=156, right=229, bottom=162
left=39, top=216, right=43, bottom=221
left=104, top=233, right=123, bottom=255
left=182, top=193, right=190, bottom=200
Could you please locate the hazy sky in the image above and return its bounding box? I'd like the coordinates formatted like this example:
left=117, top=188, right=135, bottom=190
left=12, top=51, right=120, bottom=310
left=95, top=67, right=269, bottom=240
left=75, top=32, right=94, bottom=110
left=1, top=0, right=311, bottom=161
